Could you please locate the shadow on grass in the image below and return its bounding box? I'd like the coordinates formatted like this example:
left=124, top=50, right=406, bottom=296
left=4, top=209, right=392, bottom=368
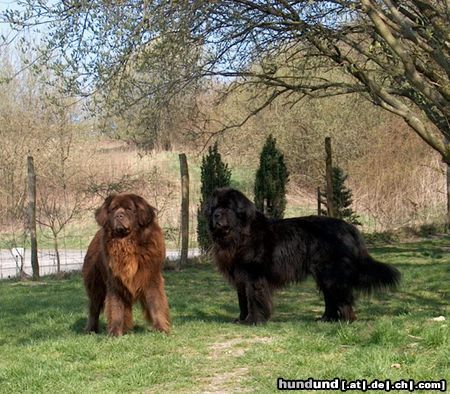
left=70, top=319, right=163, bottom=337
left=72, top=317, right=89, bottom=334
left=1, top=238, right=448, bottom=344
left=370, top=237, right=450, bottom=260
left=173, top=308, right=240, bottom=325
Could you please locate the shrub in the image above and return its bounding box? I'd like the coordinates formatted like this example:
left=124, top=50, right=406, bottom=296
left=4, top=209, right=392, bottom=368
left=323, top=166, right=360, bottom=225
left=197, top=142, right=231, bottom=252
left=254, top=134, right=289, bottom=219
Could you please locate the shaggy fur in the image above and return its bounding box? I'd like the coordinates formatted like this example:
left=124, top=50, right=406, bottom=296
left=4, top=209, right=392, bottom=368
left=82, top=193, right=170, bottom=335
left=204, top=187, right=400, bottom=324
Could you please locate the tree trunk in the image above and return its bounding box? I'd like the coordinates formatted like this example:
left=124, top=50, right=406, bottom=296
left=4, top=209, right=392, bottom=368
left=325, top=137, right=335, bottom=218
left=179, top=153, right=189, bottom=270
left=54, top=234, right=61, bottom=273
left=27, top=155, right=39, bottom=280
left=317, top=187, right=322, bottom=216
left=447, top=163, right=450, bottom=228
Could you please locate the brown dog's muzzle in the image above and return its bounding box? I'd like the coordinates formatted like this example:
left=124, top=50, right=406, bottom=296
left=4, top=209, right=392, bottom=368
left=113, top=209, right=131, bottom=236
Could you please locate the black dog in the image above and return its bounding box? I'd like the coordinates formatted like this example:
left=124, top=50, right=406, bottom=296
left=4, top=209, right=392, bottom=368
left=204, top=187, right=400, bottom=324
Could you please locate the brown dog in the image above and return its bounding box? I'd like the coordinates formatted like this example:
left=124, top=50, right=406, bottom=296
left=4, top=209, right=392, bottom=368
left=82, top=193, right=170, bottom=335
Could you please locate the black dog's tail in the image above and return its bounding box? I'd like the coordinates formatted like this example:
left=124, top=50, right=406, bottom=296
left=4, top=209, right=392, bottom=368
left=356, top=254, right=401, bottom=295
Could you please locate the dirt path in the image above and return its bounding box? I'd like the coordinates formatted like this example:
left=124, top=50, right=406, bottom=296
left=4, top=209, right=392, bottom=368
left=200, top=336, right=273, bottom=393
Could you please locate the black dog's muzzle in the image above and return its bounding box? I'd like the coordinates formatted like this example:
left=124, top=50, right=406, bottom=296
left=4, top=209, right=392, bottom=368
left=212, top=210, right=231, bottom=234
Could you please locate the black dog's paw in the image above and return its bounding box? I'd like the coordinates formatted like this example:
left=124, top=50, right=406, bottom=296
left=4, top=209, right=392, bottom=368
left=318, top=308, right=357, bottom=323
left=317, top=314, right=339, bottom=323
left=232, top=318, right=257, bottom=325
left=239, top=316, right=268, bottom=326
left=233, top=313, right=252, bottom=324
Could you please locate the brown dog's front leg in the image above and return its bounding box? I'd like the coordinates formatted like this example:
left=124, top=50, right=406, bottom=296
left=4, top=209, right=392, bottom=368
left=141, top=277, right=171, bottom=334
left=105, top=292, right=125, bottom=336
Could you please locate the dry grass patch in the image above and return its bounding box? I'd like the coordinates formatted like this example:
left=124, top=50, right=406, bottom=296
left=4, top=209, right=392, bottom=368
left=199, top=336, right=273, bottom=393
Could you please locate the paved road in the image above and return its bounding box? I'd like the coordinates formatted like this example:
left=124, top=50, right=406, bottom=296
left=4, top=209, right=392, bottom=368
left=0, top=248, right=200, bottom=280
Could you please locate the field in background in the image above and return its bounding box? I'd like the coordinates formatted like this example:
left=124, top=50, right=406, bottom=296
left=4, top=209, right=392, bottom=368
left=1, top=142, right=316, bottom=254
left=0, top=134, right=447, bottom=261
left=0, top=236, right=448, bottom=392
left=1, top=52, right=448, bottom=259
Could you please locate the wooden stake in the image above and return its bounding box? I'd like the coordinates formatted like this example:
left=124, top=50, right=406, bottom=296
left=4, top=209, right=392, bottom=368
left=178, top=153, right=189, bottom=270
left=325, top=137, right=335, bottom=218
left=27, top=155, right=39, bottom=280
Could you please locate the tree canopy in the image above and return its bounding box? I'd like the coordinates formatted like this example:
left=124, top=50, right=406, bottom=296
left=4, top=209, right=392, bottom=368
left=3, top=1, right=449, bottom=163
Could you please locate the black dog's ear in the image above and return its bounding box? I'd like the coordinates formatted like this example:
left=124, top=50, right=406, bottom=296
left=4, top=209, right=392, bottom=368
left=202, top=197, right=213, bottom=219
left=234, top=190, right=256, bottom=223
left=130, top=194, right=156, bottom=227
left=203, top=187, right=222, bottom=219
left=95, top=195, right=115, bottom=227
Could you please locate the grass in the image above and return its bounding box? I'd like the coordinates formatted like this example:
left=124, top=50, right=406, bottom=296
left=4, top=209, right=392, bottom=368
left=0, top=237, right=449, bottom=393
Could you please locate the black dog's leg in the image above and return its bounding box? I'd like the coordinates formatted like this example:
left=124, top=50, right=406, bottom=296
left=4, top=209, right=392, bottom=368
left=320, top=284, right=356, bottom=322
left=338, top=303, right=356, bottom=321
left=244, top=278, right=272, bottom=324
left=320, top=287, right=339, bottom=322
left=335, top=286, right=356, bottom=321
left=316, top=260, right=357, bottom=322
left=234, top=283, right=249, bottom=323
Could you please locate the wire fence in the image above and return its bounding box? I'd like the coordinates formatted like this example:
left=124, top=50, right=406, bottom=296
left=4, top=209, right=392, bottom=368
left=0, top=150, right=204, bottom=280
left=0, top=248, right=85, bottom=279
left=0, top=246, right=201, bottom=280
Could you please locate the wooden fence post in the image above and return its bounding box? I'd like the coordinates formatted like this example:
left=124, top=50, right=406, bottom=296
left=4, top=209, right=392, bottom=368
left=446, top=163, right=450, bottom=228
left=178, top=153, right=189, bottom=270
left=317, top=187, right=321, bottom=216
left=27, top=155, right=39, bottom=280
left=325, top=137, right=335, bottom=218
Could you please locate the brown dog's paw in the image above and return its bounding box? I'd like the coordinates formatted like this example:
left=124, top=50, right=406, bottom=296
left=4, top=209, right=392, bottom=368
left=107, top=325, right=124, bottom=337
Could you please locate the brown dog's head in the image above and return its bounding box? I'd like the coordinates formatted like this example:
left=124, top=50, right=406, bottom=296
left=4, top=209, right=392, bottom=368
left=203, top=187, right=256, bottom=246
left=95, top=194, right=156, bottom=237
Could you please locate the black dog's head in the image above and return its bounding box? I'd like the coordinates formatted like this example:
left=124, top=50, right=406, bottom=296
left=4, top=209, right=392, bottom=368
left=203, top=187, right=256, bottom=246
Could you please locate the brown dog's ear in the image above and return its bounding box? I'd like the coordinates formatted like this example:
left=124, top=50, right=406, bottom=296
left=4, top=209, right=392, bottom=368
left=95, top=195, right=115, bottom=227
left=130, top=194, right=156, bottom=227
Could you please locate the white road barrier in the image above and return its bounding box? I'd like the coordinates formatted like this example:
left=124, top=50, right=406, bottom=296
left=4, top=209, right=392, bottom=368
left=0, top=248, right=200, bottom=279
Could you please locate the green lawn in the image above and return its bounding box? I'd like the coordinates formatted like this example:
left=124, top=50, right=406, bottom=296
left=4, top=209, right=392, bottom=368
left=0, top=237, right=449, bottom=393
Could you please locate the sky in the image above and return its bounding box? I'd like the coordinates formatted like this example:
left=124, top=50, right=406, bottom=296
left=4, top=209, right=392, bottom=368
left=0, top=1, right=46, bottom=41
left=1, top=1, right=26, bottom=47
left=0, top=0, right=47, bottom=68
